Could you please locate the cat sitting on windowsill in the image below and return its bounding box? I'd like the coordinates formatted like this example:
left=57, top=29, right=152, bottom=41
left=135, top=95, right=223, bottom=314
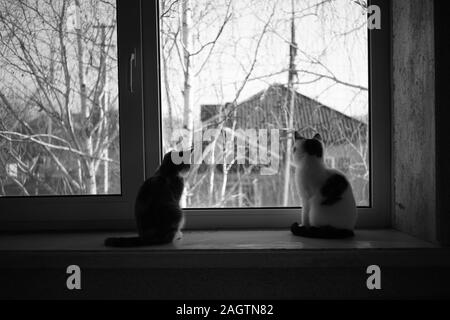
left=290, top=132, right=357, bottom=239
left=105, top=150, right=190, bottom=247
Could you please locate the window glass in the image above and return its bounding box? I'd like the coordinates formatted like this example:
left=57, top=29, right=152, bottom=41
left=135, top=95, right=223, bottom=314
left=0, top=0, right=120, bottom=196
left=160, top=0, right=369, bottom=208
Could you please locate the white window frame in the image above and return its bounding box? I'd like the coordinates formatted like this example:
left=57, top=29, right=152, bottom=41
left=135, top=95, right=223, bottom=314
left=0, top=0, right=145, bottom=231
left=0, top=0, right=391, bottom=231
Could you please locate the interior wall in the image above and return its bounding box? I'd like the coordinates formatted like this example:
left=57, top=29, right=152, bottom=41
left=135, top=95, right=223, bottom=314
left=435, top=1, right=450, bottom=246
left=392, top=0, right=436, bottom=242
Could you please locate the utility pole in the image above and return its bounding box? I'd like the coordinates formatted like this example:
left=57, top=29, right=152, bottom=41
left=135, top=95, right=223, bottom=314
left=282, top=0, right=298, bottom=206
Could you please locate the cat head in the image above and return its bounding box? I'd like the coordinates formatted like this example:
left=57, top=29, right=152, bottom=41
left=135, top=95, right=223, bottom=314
left=161, top=150, right=191, bottom=176
left=293, top=132, right=324, bottom=163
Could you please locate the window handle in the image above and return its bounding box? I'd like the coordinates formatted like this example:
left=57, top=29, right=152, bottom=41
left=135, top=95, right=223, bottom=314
left=129, top=49, right=136, bottom=93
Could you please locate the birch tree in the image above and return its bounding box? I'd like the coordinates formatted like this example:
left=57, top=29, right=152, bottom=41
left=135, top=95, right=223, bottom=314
left=0, top=0, right=119, bottom=196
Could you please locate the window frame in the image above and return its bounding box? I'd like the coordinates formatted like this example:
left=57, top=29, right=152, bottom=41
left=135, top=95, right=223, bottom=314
left=144, top=0, right=392, bottom=229
left=0, top=0, right=391, bottom=231
left=0, top=0, right=145, bottom=230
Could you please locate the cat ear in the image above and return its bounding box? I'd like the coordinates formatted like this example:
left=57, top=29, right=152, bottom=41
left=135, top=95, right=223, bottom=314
left=313, top=133, right=322, bottom=141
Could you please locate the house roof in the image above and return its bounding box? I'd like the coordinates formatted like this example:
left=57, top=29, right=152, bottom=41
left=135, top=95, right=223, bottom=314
left=201, top=84, right=367, bottom=145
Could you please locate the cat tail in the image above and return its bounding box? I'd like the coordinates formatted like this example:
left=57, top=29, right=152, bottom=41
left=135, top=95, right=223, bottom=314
left=291, top=223, right=354, bottom=239
left=104, top=236, right=172, bottom=247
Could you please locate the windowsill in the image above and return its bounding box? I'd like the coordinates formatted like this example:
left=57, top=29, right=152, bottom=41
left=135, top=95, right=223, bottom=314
left=1, top=229, right=448, bottom=269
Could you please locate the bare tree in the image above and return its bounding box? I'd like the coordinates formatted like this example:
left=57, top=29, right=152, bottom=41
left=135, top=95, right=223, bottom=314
left=181, top=0, right=192, bottom=136
left=0, top=0, right=119, bottom=196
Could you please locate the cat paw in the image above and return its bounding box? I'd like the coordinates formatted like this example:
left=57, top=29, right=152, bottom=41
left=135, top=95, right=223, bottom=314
left=175, top=231, right=183, bottom=240
left=290, top=222, right=304, bottom=235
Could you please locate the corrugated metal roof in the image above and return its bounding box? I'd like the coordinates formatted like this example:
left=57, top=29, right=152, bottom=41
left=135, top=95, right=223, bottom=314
left=201, top=84, right=367, bottom=145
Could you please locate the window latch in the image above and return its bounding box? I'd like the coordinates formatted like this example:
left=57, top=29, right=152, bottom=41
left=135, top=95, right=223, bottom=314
left=129, top=49, right=136, bottom=93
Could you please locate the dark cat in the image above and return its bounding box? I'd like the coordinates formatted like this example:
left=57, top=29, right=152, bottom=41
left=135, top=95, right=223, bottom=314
left=104, top=150, right=190, bottom=247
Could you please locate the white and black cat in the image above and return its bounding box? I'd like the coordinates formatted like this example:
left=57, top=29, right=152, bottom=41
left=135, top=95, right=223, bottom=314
left=290, top=132, right=357, bottom=239
left=105, top=150, right=190, bottom=247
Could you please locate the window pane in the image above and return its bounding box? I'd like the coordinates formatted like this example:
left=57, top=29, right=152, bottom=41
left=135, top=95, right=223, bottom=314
left=0, top=0, right=120, bottom=196
left=159, top=0, right=369, bottom=207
